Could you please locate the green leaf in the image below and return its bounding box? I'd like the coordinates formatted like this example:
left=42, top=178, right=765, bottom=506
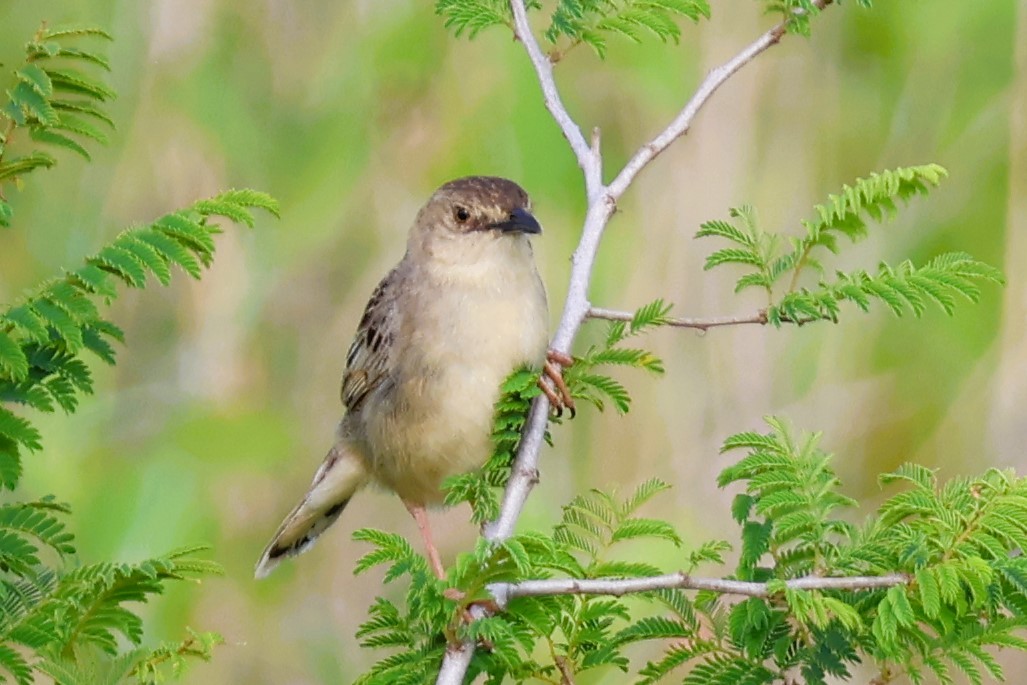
left=0, top=407, right=42, bottom=451
left=89, top=245, right=148, bottom=287
left=44, top=67, right=117, bottom=101
left=29, top=45, right=112, bottom=71
left=3, top=306, right=49, bottom=342
left=116, top=234, right=173, bottom=285
left=70, top=264, right=118, bottom=298
left=0, top=438, right=23, bottom=489
left=16, top=64, right=54, bottom=97
left=195, top=188, right=281, bottom=222
left=611, top=517, right=682, bottom=546
left=622, top=478, right=672, bottom=515
left=0, top=644, right=32, bottom=685
left=435, top=0, right=512, bottom=38
left=0, top=152, right=57, bottom=181
left=30, top=128, right=92, bottom=160
left=50, top=99, right=115, bottom=127
left=704, top=247, right=763, bottom=270
left=31, top=299, right=84, bottom=350
left=154, top=213, right=216, bottom=260
left=55, top=114, right=110, bottom=145
left=132, top=229, right=203, bottom=278
left=40, top=24, right=114, bottom=41
left=0, top=332, right=29, bottom=380
left=8, top=81, right=58, bottom=125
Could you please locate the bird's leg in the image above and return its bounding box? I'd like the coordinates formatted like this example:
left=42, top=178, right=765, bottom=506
left=539, top=349, right=576, bottom=418
left=403, top=500, right=446, bottom=580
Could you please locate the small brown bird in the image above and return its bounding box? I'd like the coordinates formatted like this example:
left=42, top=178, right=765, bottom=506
left=255, top=176, right=572, bottom=579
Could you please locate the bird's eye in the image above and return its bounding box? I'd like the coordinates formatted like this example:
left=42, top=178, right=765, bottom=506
left=454, top=207, right=470, bottom=223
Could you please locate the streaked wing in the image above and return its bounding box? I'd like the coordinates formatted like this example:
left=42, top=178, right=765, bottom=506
left=341, top=267, right=400, bottom=411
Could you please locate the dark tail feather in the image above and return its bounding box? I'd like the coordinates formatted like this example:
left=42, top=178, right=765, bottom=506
left=254, top=442, right=368, bottom=579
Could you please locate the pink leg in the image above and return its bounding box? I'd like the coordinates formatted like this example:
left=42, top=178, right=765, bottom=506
left=404, top=500, right=446, bottom=579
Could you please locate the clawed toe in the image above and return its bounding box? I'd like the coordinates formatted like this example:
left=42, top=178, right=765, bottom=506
left=445, top=587, right=501, bottom=634
left=538, top=349, right=576, bottom=418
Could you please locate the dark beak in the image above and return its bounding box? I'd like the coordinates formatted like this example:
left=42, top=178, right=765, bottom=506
left=492, top=207, right=542, bottom=235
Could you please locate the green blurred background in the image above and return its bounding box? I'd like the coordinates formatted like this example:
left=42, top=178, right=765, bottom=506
left=1, top=0, right=1024, bottom=682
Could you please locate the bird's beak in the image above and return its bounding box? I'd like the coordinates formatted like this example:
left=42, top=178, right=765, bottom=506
left=492, top=207, right=542, bottom=235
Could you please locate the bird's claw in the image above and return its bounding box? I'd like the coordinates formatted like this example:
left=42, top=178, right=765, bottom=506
left=539, top=349, right=576, bottom=418
left=446, top=588, right=502, bottom=645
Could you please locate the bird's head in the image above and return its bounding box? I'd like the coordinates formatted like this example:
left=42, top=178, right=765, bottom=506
left=409, top=177, right=542, bottom=262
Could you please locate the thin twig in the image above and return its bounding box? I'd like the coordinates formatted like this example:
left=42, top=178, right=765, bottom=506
left=435, top=3, right=835, bottom=683
left=508, top=0, right=601, bottom=202
left=607, top=0, right=833, bottom=199
left=587, top=306, right=769, bottom=331
left=486, top=573, right=909, bottom=609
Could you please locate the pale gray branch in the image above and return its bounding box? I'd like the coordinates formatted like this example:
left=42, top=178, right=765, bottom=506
left=509, top=0, right=602, bottom=202
left=607, top=0, right=833, bottom=200
left=587, top=306, right=769, bottom=331
left=437, top=643, right=474, bottom=683
left=487, top=573, right=910, bottom=609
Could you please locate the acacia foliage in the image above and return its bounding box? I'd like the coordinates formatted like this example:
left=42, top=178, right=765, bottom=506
left=696, top=165, right=1003, bottom=325
left=355, top=414, right=1027, bottom=685
left=0, top=24, right=116, bottom=228
left=433, top=0, right=878, bottom=57
left=0, top=22, right=278, bottom=685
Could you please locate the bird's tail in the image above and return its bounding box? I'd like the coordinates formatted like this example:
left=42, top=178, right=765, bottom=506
left=254, top=441, right=370, bottom=579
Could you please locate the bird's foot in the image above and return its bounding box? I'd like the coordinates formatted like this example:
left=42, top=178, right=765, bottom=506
left=539, top=349, right=576, bottom=418
left=444, top=587, right=501, bottom=634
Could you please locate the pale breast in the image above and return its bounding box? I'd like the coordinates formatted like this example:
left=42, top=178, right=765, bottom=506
left=362, top=243, right=548, bottom=504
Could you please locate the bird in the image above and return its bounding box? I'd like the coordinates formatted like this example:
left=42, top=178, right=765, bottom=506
left=255, top=176, right=573, bottom=579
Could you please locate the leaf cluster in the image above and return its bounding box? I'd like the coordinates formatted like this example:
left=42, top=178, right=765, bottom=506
left=696, top=164, right=1003, bottom=326
left=565, top=297, right=670, bottom=414
left=841, top=465, right=1027, bottom=685
left=0, top=21, right=282, bottom=684
left=354, top=480, right=716, bottom=684
left=545, top=0, right=710, bottom=58
left=0, top=527, right=223, bottom=685
left=760, top=0, right=867, bottom=36
left=0, top=181, right=263, bottom=682
left=636, top=418, right=1027, bottom=685
left=434, top=0, right=710, bottom=59
left=0, top=23, right=116, bottom=227
left=0, top=189, right=279, bottom=491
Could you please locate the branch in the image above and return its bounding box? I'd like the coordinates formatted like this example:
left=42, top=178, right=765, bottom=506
left=587, top=306, right=769, bottom=331
left=436, top=642, right=475, bottom=684
left=486, top=572, right=910, bottom=609
left=509, top=0, right=602, bottom=202
left=436, top=3, right=835, bottom=682
left=607, top=0, right=833, bottom=199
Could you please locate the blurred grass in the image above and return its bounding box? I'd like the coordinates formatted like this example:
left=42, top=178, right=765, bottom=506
left=1, top=0, right=1022, bottom=682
